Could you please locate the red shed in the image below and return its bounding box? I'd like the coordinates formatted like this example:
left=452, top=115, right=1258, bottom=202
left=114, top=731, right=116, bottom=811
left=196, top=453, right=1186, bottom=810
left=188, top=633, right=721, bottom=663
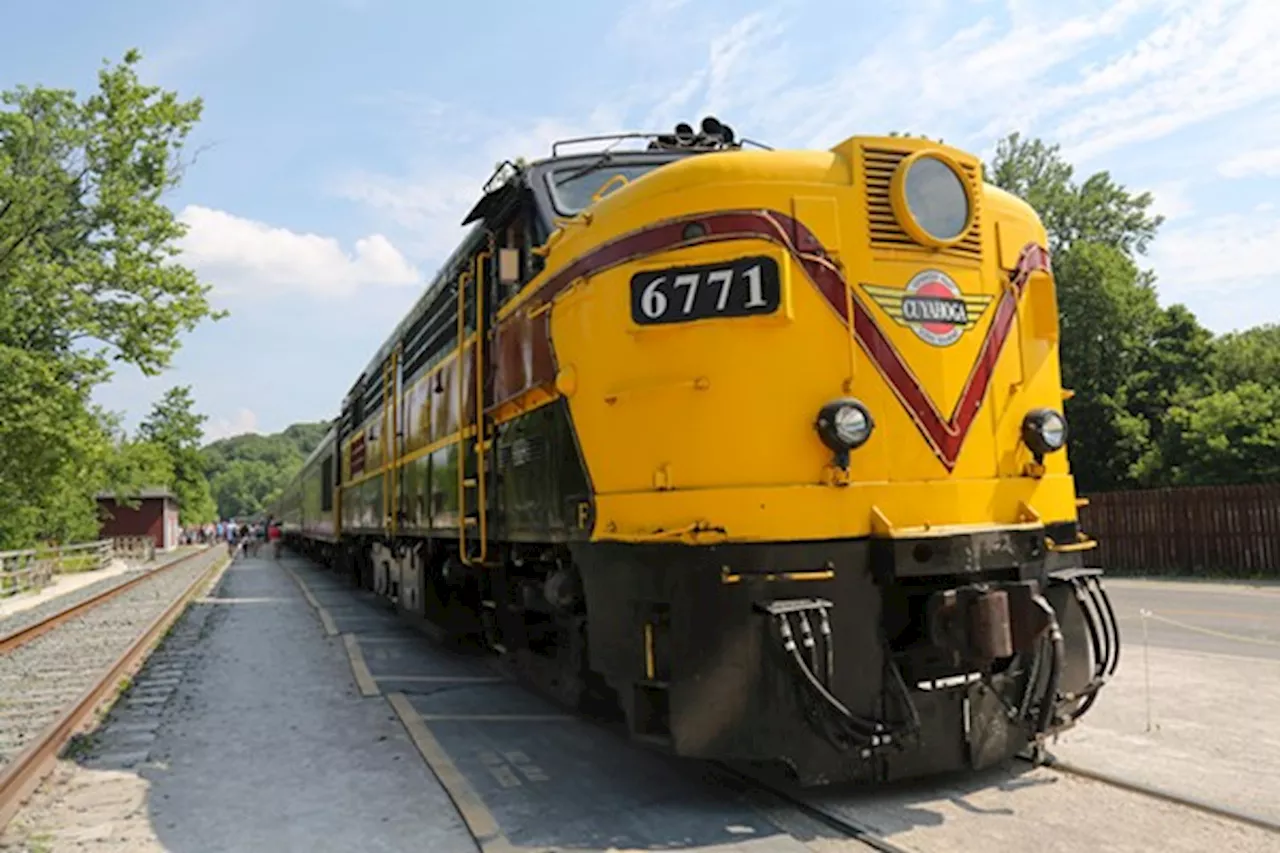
left=96, top=488, right=181, bottom=552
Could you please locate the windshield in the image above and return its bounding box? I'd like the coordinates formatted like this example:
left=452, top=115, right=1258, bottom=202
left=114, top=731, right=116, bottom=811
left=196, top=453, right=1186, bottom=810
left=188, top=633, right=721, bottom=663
left=546, top=161, right=668, bottom=214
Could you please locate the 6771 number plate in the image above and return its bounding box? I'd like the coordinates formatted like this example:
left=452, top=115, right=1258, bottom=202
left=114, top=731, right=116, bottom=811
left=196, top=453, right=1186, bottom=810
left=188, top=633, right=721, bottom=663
left=630, top=256, right=781, bottom=325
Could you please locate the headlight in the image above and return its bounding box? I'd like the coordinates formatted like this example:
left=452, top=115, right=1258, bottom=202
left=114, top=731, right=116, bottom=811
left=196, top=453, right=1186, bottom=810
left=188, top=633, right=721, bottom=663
left=890, top=151, right=973, bottom=247
left=1022, top=408, right=1067, bottom=456
left=817, top=399, right=875, bottom=461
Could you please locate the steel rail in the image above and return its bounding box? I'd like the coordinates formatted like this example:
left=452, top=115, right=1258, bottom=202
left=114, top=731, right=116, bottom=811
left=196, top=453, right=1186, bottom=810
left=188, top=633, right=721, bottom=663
left=0, top=549, right=228, bottom=830
left=0, top=546, right=213, bottom=655
left=1027, top=753, right=1280, bottom=835
left=709, top=763, right=918, bottom=853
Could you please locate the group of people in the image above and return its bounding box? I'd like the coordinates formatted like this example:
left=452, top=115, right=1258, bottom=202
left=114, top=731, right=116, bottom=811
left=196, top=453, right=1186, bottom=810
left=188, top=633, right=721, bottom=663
left=180, top=518, right=284, bottom=559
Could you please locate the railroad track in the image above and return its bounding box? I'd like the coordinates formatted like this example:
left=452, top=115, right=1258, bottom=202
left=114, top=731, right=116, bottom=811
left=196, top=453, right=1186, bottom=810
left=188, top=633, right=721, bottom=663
left=710, top=762, right=919, bottom=852
left=1025, top=752, right=1280, bottom=834
left=0, top=546, right=206, bottom=653
left=0, top=545, right=227, bottom=829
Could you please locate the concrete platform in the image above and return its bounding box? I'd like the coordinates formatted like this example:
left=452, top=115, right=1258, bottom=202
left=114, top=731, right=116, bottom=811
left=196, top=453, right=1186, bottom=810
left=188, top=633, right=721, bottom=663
left=1049, top=576, right=1280, bottom=826
left=288, top=564, right=813, bottom=853
left=11, top=556, right=1273, bottom=852
left=0, top=553, right=478, bottom=853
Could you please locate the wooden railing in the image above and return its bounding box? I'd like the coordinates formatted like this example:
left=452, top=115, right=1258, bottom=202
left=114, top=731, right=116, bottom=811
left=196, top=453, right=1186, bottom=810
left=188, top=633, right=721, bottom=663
left=0, top=540, right=114, bottom=598
left=0, top=537, right=163, bottom=598
left=1080, top=484, right=1280, bottom=577
left=110, top=536, right=156, bottom=564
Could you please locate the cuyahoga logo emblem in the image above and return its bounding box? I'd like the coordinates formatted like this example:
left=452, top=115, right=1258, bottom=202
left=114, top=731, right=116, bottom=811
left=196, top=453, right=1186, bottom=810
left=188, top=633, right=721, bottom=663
left=863, top=270, right=994, bottom=347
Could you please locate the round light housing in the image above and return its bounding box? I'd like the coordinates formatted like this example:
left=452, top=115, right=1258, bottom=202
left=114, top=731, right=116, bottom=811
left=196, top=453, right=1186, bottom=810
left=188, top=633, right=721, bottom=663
left=889, top=151, right=974, bottom=247
left=817, top=398, right=875, bottom=455
left=1022, top=408, right=1068, bottom=456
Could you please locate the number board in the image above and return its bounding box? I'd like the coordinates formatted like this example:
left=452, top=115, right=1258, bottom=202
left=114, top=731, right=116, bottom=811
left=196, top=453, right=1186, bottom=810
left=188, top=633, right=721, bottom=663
left=630, top=257, right=781, bottom=326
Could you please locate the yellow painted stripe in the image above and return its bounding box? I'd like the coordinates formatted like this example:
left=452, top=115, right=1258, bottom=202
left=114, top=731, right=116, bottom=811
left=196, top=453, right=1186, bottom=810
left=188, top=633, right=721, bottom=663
left=399, top=426, right=479, bottom=468
left=344, top=467, right=387, bottom=489
left=281, top=562, right=338, bottom=636
left=388, top=692, right=514, bottom=853
left=343, top=633, right=381, bottom=697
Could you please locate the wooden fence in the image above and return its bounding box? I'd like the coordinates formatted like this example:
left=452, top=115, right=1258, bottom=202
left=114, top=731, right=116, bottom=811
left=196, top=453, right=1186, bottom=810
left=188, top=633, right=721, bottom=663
left=0, top=537, right=158, bottom=598
left=0, top=540, right=114, bottom=598
left=1079, top=484, right=1280, bottom=577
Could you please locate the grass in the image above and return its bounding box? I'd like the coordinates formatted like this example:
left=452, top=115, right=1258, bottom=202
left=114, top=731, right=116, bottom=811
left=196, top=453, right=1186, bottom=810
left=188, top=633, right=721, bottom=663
left=63, top=732, right=97, bottom=760
left=26, top=833, right=54, bottom=853
left=52, top=553, right=106, bottom=574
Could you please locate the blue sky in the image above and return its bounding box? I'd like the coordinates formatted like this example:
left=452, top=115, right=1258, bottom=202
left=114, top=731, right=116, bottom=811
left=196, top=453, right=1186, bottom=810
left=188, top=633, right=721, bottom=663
left=4, top=0, right=1279, bottom=441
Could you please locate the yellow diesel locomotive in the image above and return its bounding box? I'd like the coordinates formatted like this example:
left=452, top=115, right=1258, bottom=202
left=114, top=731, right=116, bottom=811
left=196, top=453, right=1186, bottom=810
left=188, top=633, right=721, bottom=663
left=275, top=118, right=1119, bottom=785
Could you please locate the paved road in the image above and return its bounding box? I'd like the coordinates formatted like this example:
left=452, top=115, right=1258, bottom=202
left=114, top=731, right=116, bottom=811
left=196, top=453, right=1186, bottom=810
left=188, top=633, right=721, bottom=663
left=1101, top=577, right=1280, bottom=661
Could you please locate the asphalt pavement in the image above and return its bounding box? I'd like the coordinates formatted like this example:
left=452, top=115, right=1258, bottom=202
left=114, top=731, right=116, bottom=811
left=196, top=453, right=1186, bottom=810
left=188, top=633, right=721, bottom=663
left=1100, top=577, right=1280, bottom=661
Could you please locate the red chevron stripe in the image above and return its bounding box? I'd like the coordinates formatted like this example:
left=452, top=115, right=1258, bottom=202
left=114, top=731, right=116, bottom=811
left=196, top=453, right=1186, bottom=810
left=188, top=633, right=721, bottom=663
left=526, top=209, right=1050, bottom=469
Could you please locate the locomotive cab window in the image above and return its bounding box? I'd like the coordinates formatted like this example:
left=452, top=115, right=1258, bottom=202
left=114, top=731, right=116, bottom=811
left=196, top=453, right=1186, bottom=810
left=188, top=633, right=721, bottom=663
left=546, top=159, right=669, bottom=215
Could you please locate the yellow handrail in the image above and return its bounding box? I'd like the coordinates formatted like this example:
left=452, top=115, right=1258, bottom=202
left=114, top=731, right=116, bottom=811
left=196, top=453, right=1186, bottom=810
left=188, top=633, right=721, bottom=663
left=456, top=269, right=473, bottom=564
left=472, top=247, right=492, bottom=564
left=388, top=344, right=401, bottom=536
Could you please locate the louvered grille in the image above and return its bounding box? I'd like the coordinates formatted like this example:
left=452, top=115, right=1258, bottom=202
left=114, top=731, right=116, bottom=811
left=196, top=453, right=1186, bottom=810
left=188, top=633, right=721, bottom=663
left=862, top=146, right=983, bottom=260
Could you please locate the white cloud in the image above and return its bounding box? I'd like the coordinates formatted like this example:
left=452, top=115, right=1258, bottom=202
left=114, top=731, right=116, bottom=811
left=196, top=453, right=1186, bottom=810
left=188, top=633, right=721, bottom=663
left=337, top=0, right=1280, bottom=332
left=332, top=106, right=632, bottom=261
left=178, top=205, right=420, bottom=298
left=1147, top=181, right=1195, bottom=221
left=1150, top=212, right=1280, bottom=321
left=1219, top=146, right=1280, bottom=178
left=203, top=408, right=259, bottom=442
left=1053, top=0, right=1280, bottom=161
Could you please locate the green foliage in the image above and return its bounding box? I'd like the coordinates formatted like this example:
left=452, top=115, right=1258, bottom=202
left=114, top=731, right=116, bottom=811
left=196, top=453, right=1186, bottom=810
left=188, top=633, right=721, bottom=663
left=0, top=49, right=217, bottom=380
left=0, top=51, right=216, bottom=548
left=106, top=436, right=176, bottom=497
left=202, top=422, right=329, bottom=520
left=990, top=134, right=1163, bottom=255
left=0, top=346, right=111, bottom=548
left=134, top=386, right=217, bottom=524
left=1209, top=324, right=1280, bottom=387
left=1160, top=384, right=1280, bottom=485
left=990, top=133, right=1277, bottom=491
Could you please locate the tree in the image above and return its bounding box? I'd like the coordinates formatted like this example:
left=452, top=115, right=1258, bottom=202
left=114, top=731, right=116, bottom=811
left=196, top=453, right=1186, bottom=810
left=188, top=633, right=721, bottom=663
left=1161, top=384, right=1280, bottom=485
left=989, top=134, right=1163, bottom=255
left=1209, top=324, right=1280, bottom=387
left=989, top=134, right=1280, bottom=489
left=0, top=51, right=217, bottom=547
left=1128, top=305, right=1215, bottom=483
left=1040, top=243, right=1159, bottom=489
left=138, top=386, right=217, bottom=524
left=106, top=436, right=177, bottom=499
left=0, top=347, right=113, bottom=548
left=990, top=134, right=1168, bottom=491
left=201, top=421, right=329, bottom=520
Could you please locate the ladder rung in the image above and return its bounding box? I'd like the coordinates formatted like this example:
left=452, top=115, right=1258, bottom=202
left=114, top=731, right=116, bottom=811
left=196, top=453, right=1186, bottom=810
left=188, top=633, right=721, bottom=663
left=463, top=478, right=478, bottom=487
